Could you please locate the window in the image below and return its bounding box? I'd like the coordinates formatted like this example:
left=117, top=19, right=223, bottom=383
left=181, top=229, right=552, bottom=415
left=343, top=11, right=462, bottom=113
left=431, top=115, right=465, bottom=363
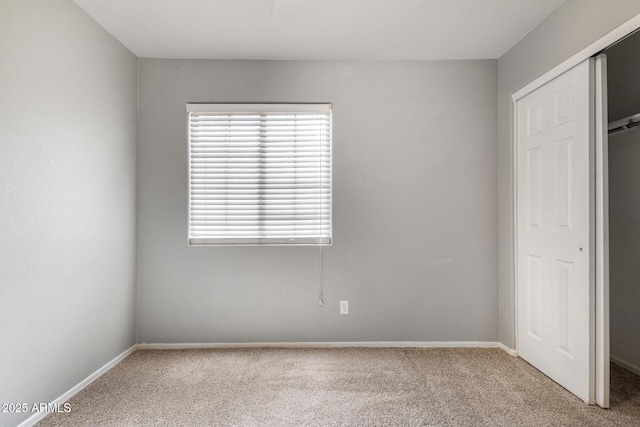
left=187, top=103, right=332, bottom=245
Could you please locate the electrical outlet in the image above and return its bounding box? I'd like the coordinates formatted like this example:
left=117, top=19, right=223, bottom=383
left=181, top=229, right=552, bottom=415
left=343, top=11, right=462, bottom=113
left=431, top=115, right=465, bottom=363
left=340, top=300, right=349, bottom=315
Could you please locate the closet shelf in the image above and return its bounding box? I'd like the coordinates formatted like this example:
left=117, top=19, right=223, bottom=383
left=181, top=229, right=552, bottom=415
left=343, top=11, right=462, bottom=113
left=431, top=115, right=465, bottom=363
left=609, top=112, right=640, bottom=134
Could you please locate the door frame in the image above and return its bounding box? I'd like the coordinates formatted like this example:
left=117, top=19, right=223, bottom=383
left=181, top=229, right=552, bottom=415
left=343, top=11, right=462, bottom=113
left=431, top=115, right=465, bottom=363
left=511, top=12, right=640, bottom=408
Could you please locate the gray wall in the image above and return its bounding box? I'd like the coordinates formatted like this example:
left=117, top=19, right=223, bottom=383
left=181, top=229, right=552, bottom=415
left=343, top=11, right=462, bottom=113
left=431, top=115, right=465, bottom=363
left=606, top=32, right=640, bottom=372
left=497, top=0, right=640, bottom=348
left=0, top=1, right=137, bottom=426
left=606, top=29, right=640, bottom=122
left=608, top=130, right=640, bottom=372
left=137, top=59, right=498, bottom=343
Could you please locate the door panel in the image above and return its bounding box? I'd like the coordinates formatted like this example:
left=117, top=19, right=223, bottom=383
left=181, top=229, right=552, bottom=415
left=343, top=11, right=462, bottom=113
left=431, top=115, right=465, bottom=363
left=594, top=54, right=609, bottom=409
left=517, top=58, right=594, bottom=403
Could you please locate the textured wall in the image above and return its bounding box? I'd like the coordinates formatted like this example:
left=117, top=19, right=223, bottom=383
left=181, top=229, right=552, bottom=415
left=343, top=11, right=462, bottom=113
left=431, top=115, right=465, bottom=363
left=606, top=29, right=640, bottom=122
left=0, top=1, right=137, bottom=426
left=137, top=59, right=498, bottom=344
left=608, top=129, right=640, bottom=373
left=497, top=0, right=640, bottom=348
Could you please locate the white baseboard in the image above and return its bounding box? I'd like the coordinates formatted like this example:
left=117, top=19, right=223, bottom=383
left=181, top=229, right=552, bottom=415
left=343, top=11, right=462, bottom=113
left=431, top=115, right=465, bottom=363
left=17, top=345, right=136, bottom=427
left=498, top=343, right=518, bottom=357
left=136, top=341, right=505, bottom=350
left=611, top=354, right=640, bottom=376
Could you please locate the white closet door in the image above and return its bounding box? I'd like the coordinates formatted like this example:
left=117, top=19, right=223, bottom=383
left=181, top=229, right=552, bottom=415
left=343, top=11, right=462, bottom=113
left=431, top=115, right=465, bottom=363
left=516, top=58, right=594, bottom=403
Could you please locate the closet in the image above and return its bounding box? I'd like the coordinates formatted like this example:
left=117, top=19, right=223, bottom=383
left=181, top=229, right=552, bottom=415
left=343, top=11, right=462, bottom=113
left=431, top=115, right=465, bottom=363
left=604, top=31, right=640, bottom=378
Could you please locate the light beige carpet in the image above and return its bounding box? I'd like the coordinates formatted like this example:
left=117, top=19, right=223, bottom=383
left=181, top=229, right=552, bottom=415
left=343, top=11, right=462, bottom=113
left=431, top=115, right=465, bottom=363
left=37, top=348, right=640, bottom=426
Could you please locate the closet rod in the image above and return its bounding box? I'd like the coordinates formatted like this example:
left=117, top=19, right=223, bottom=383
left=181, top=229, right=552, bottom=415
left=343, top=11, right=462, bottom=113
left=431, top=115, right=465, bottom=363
left=608, top=112, right=640, bottom=135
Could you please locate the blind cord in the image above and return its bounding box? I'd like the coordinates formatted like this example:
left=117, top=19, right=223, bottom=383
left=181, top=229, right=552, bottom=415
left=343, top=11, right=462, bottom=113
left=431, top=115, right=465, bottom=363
left=317, top=112, right=324, bottom=307
left=318, top=245, right=324, bottom=306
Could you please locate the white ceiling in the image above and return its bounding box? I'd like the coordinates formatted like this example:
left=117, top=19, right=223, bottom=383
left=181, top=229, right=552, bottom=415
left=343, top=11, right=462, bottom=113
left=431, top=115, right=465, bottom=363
left=74, top=0, right=565, bottom=60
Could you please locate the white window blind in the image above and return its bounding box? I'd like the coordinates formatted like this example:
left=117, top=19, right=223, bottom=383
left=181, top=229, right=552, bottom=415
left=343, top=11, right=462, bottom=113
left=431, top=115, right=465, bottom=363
left=187, top=103, right=332, bottom=245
